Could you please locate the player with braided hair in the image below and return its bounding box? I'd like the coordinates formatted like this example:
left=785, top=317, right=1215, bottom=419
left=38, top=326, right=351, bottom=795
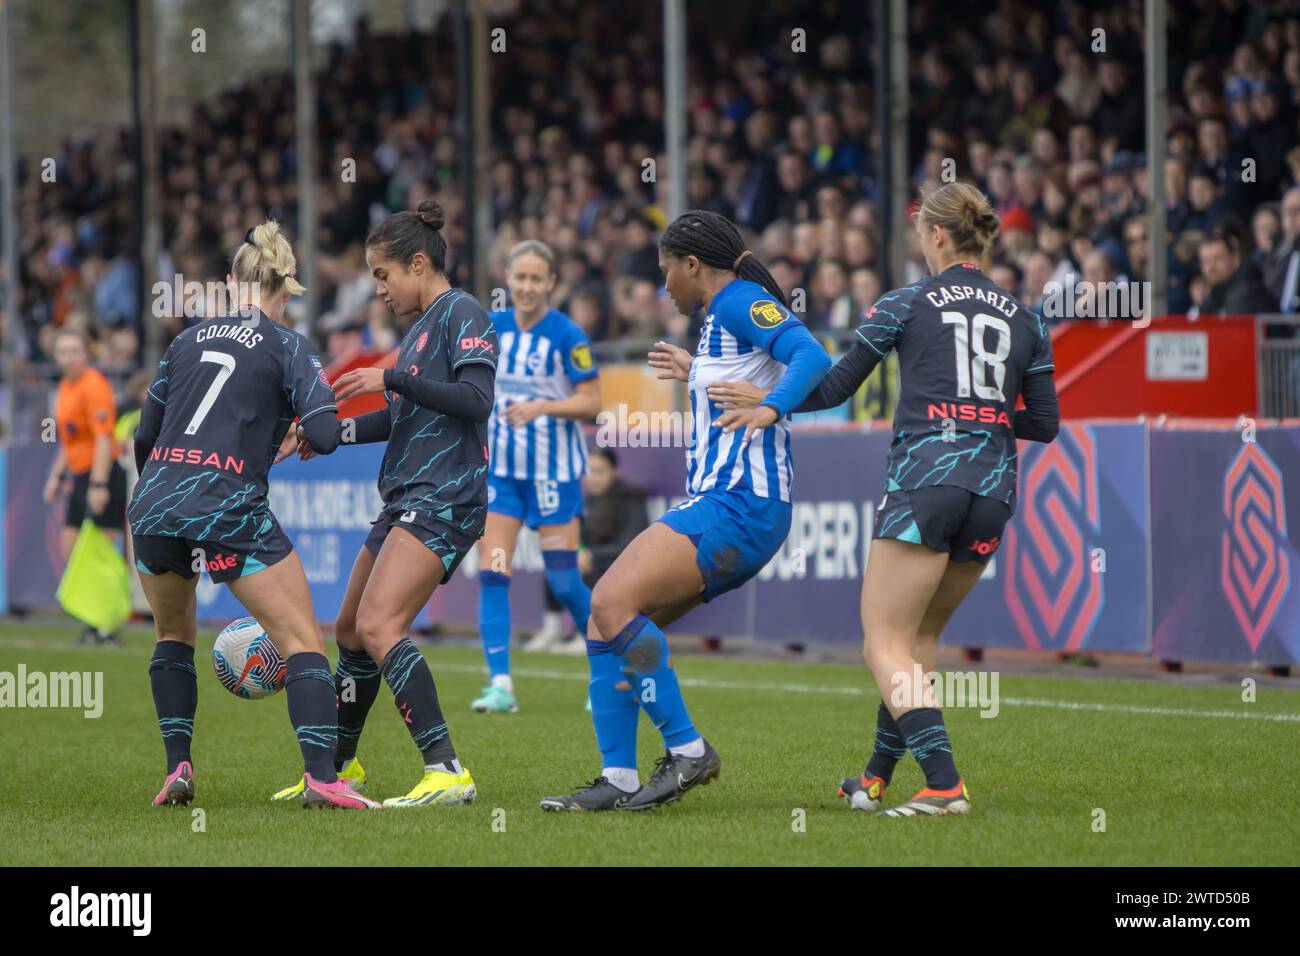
left=539, top=209, right=831, bottom=812
left=708, top=183, right=1059, bottom=817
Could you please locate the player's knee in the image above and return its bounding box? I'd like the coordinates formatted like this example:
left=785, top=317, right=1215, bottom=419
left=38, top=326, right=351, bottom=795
left=860, top=639, right=875, bottom=669
left=860, top=629, right=889, bottom=670
left=334, top=613, right=361, bottom=650
left=588, top=582, right=623, bottom=640
left=354, top=607, right=397, bottom=659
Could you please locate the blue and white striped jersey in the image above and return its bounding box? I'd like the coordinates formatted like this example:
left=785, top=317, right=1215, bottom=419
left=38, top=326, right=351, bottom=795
left=488, top=308, right=599, bottom=482
left=686, top=279, right=805, bottom=502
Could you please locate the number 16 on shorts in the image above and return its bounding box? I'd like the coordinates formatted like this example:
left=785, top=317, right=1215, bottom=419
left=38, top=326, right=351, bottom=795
left=534, top=479, right=559, bottom=516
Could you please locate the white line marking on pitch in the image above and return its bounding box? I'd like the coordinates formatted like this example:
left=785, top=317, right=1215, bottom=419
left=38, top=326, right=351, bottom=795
left=434, top=663, right=1300, bottom=723
left=1, top=637, right=1296, bottom=722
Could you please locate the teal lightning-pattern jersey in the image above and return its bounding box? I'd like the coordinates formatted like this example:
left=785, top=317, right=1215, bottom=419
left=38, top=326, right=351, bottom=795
left=377, top=288, right=498, bottom=536
left=129, top=310, right=336, bottom=543
left=864, top=263, right=1053, bottom=512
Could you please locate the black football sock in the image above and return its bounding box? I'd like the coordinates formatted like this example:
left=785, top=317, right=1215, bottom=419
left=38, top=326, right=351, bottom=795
left=380, top=638, right=457, bottom=766
left=284, top=652, right=339, bottom=783
left=895, top=707, right=961, bottom=791
left=149, top=641, right=197, bottom=773
left=865, top=699, right=907, bottom=785
left=334, top=646, right=381, bottom=770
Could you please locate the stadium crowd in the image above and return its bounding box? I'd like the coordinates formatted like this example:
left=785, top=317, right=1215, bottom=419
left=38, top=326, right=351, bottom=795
left=9, top=0, right=1300, bottom=380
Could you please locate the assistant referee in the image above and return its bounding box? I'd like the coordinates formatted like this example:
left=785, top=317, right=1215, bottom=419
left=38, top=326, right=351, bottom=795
left=44, top=328, right=127, bottom=643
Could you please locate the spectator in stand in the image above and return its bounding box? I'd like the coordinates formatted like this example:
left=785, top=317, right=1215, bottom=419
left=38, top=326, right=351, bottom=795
left=577, top=447, right=648, bottom=594
left=20, top=0, right=1300, bottom=368
left=1000, top=207, right=1037, bottom=265
left=849, top=267, right=882, bottom=320
left=616, top=209, right=663, bottom=285
left=990, top=262, right=1023, bottom=301
left=1252, top=202, right=1282, bottom=270
left=1197, top=231, right=1278, bottom=317
left=810, top=258, right=854, bottom=331
left=1023, top=249, right=1057, bottom=319
left=1264, top=187, right=1300, bottom=313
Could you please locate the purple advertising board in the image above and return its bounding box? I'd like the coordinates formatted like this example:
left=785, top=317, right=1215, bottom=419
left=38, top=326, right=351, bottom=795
left=5, top=421, right=1293, bottom=666
left=5, top=440, right=65, bottom=610
left=1151, top=425, right=1300, bottom=665
left=944, top=422, right=1150, bottom=654
left=431, top=424, right=1153, bottom=656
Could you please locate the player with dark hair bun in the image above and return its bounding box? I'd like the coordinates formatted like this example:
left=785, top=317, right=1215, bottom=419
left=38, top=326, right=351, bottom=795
left=274, top=198, right=499, bottom=809
left=540, top=209, right=831, bottom=812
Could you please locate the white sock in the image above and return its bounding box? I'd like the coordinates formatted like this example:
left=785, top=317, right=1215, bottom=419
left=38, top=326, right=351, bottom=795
left=669, top=737, right=705, bottom=759
left=426, top=758, right=463, bottom=774
left=541, top=611, right=564, bottom=632
left=603, top=767, right=640, bottom=792
left=491, top=674, right=514, bottom=692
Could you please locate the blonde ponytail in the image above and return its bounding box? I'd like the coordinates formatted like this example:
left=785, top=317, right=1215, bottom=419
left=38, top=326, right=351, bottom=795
left=232, top=220, right=306, bottom=296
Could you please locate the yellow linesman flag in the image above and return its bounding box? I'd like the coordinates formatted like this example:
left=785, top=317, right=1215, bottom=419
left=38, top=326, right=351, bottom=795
left=56, top=520, right=131, bottom=635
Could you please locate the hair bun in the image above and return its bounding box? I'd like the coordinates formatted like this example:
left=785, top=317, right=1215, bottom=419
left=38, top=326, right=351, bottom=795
left=417, top=199, right=445, bottom=232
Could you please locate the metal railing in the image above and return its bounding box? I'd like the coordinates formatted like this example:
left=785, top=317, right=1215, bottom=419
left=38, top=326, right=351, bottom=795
left=1258, top=315, right=1300, bottom=419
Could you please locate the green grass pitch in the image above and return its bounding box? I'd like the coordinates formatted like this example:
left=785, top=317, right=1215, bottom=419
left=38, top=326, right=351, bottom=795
left=1, top=622, right=1296, bottom=866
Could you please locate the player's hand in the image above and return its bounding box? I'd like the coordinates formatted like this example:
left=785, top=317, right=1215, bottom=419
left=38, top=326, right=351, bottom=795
left=505, top=400, right=548, bottom=426
left=333, top=366, right=387, bottom=402
left=713, top=404, right=779, bottom=443
left=87, top=485, right=109, bottom=516
left=707, top=379, right=768, bottom=409
left=648, top=341, right=692, bottom=382
left=297, top=430, right=320, bottom=462
left=273, top=426, right=299, bottom=464
left=577, top=549, right=593, bottom=577
left=43, top=474, right=63, bottom=504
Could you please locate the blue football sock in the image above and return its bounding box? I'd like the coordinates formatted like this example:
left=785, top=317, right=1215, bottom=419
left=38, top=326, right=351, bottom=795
left=607, top=614, right=698, bottom=748
left=543, top=550, right=591, bottom=636
left=284, top=652, right=339, bottom=783
left=586, top=639, right=639, bottom=770
left=477, top=570, right=511, bottom=679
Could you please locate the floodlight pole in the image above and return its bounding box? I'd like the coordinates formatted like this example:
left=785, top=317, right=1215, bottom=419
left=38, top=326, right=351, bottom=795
left=1144, top=0, right=1168, bottom=318
left=664, top=0, right=686, bottom=223
left=1, top=0, right=16, bottom=439
left=292, top=0, right=318, bottom=338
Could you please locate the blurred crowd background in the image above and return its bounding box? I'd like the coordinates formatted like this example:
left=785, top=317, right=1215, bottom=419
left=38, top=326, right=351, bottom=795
left=10, top=0, right=1300, bottom=381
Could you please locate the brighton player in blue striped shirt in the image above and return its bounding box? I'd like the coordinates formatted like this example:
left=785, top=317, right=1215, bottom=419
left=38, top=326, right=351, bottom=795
left=540, top=210, right=831, bottom=811
left=711, top=183, right=1059, bottom=817
left=471, top=240, right=602, bottom=714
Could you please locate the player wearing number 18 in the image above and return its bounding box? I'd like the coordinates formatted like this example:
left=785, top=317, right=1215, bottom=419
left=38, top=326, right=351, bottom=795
left=805, top=182, right=1058, bottom=816
left=129, top=221, right=376, bottom=810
